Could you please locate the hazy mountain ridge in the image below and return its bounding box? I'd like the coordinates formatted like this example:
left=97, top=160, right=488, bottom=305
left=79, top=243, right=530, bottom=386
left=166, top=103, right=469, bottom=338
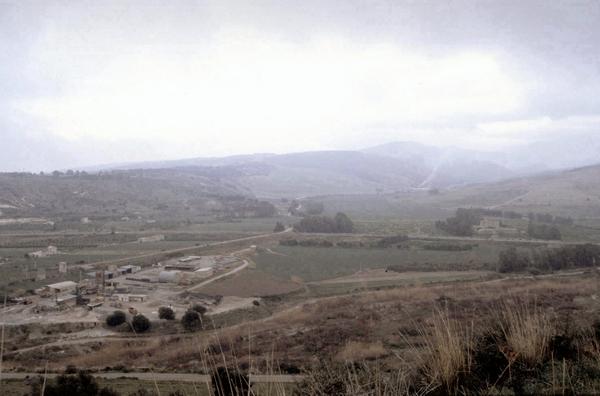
left=3, top=138, right=600, bottom=209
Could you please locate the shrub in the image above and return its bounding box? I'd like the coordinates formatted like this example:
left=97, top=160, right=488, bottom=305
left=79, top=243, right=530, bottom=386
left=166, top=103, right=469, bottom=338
left=498, top=301, right=552, bottom=367
left=435, top=208, right=481, bottom=236
left=273, top=222, right=285, bottom=232
left=40, top=371, right=119, bottom=396
left=211, top=367, right=250, bottom=396
left=498, top=247, right=530, bottom=273
left=416, top=309, right=473, bottom=391
left=181, top=310, right=202, bottom=332
left=528, top=222, right=562, bottom=240
left=105, top=310, right=126, bottom=327
left=375, top=235, right=408, bottom=248
left=131, top=314, right=151, bottom=333
left=293, top=212, right=354, bottom=233
left=158, top=306, right=175, bottom=320
left=191, top=304, right=207, bottom=315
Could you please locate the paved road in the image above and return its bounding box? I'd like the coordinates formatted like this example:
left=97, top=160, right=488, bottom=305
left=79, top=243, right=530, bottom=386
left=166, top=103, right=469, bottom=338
left=0, top=372, right=304, bottom=384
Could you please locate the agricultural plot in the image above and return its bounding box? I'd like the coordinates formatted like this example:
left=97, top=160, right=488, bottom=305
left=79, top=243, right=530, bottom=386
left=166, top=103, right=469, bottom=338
left=253, top=242, right=510, bottom=283
left=306, top=269, right=494, bottom=297
left=195, top=268, right=302, bottom=297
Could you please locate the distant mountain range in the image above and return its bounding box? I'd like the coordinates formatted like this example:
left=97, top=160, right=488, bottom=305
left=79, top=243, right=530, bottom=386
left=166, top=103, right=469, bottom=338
left=71, top=135, right=600, bottom=198
left=2, top=144, right=600, bottom=220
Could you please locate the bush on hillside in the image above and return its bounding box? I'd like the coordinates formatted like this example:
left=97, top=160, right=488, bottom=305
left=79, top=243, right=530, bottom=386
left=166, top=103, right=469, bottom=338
left=158, top=306, right=175, bottom=320
left=131, top=314, right=151, bottom=333
left=293, top=212, right=354, bottom=233
left=181, top=310, right=202, bottom=332
left=106, top=310, right=126, bottom=327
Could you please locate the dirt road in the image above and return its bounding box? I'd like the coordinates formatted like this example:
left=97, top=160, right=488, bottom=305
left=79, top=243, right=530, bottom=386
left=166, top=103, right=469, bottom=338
left=85, top=228, right=291, bottom=268
left=185, top=259, right=250, bottom=292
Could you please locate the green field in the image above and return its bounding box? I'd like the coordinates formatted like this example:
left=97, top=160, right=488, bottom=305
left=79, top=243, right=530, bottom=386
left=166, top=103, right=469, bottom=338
left=254, top=242, right=512, bottom=283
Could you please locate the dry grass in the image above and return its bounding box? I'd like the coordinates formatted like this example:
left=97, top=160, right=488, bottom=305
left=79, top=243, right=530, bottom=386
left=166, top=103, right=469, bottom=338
left=335, top=341, right=387, bottom=362
left=408, top=308, right=473, bottom=393
left=498, top=300, right=553, bottom=366
left=297, top=362, right=411, bottom=396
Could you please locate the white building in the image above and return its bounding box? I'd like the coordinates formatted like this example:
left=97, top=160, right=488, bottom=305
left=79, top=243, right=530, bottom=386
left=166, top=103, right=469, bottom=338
left=42, top=281, right=78, bottom=296
left=159, top=270, right=181, bottom=283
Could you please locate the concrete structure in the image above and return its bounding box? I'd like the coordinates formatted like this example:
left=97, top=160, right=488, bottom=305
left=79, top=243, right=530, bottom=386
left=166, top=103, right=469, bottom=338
left=165, top=255, right=223, bottom=271
left=42, top=281, right=78, bottom=295
left=137, top=234, right=165, bottom=243
left=117, top=265, right=142, bottom=275
left=58, top=262, right=68, bottom=274
left=112, top=294, right=147, bottom=303
left=56, top=295, right=77, bottom=307
left=179, top=256, right=202, bottom=263
left=28, top=245, right=59, bottom=258
left=479, top=218, right=501, bottom=229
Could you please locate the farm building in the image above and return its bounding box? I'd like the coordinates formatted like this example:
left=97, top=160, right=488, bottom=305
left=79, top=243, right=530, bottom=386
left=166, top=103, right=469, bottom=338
left=42, top=281, right=78, bottom=295
left=112, top=294, right=147, bottom=303
left=164, top=255, right=225, bottom=271
left=137, top=234, right=165, bottom=243
left=28, top=245, right=59, bottom=258
left=116, top=265, right=142, bottom=275
left=56, top=295, right=78, bottom=307
left=479, top=218, right=501, bottom=229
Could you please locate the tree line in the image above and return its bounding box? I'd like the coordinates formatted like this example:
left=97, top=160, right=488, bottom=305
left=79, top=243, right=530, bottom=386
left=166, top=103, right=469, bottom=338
left=293, top=212, right=354, bottom=233
left=497, top=244, right=600, bottom=273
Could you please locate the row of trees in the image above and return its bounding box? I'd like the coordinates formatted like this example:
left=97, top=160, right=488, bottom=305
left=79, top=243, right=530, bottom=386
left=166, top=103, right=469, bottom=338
left=159, top=304, right=207, bottom=331
left=106, top=304, right=208, bottom=333
left=105, top=311, right=151, bottom=333
left=497, top=244, right=600, bottom=273
left=527, top=222, right=562, bottom=240
left=435, top=208, right=481, bottom=236
left=527, top=212, right=574, bottom=225
left=293, top=212, right=354, bottom=233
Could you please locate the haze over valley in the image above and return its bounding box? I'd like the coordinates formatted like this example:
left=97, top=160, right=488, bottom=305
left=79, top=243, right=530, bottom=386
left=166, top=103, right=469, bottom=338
left=2, top=1, right=600, bottom=395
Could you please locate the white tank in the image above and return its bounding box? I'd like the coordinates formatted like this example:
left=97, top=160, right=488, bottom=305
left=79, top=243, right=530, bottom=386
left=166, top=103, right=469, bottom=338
left=158, top=270, right=180, bottom=283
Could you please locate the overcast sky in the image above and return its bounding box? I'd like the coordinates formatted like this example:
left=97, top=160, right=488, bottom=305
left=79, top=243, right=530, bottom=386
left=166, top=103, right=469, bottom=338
left=1, top=0, right=600, bottom=171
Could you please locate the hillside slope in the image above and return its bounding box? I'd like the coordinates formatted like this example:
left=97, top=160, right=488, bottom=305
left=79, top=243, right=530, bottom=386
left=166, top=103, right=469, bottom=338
left=409, top=164, right=600, bottom=218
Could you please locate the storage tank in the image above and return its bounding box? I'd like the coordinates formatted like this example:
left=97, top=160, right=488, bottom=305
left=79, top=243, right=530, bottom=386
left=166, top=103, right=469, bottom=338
left=158, top=270, right=180, bottom=283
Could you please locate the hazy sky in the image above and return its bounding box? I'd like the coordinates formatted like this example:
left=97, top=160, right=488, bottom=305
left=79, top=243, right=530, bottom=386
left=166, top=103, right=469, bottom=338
left=1, top=0, right=600, bottom=171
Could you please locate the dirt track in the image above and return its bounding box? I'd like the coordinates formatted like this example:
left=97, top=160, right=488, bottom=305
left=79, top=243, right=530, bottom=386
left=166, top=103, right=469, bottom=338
left=86, top=228, right=292, bottom=268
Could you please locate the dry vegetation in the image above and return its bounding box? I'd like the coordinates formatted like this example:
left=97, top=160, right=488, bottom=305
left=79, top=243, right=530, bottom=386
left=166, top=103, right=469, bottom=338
left=5, top=273, right=600, bottom=394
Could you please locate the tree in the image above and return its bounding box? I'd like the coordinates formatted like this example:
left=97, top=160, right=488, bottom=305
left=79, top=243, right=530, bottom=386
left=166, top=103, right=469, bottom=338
left=334, top=212, right=354, bottom=233
left=131, top=314, right=151, bottom=333
left=527, top=222, right=562, bottom=240
left=273, top=222, right=285, bottom=232
left=293, top=213, right=355, bottom=233
left=498, top=247, right=529, bottom=273
left=106, top=310, right=126, bottom=327
left=435, top=208, right=481, bottom=236
left=181, top=310, right=202, bottom=332
left=158, top=306, right=175, bottom=320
